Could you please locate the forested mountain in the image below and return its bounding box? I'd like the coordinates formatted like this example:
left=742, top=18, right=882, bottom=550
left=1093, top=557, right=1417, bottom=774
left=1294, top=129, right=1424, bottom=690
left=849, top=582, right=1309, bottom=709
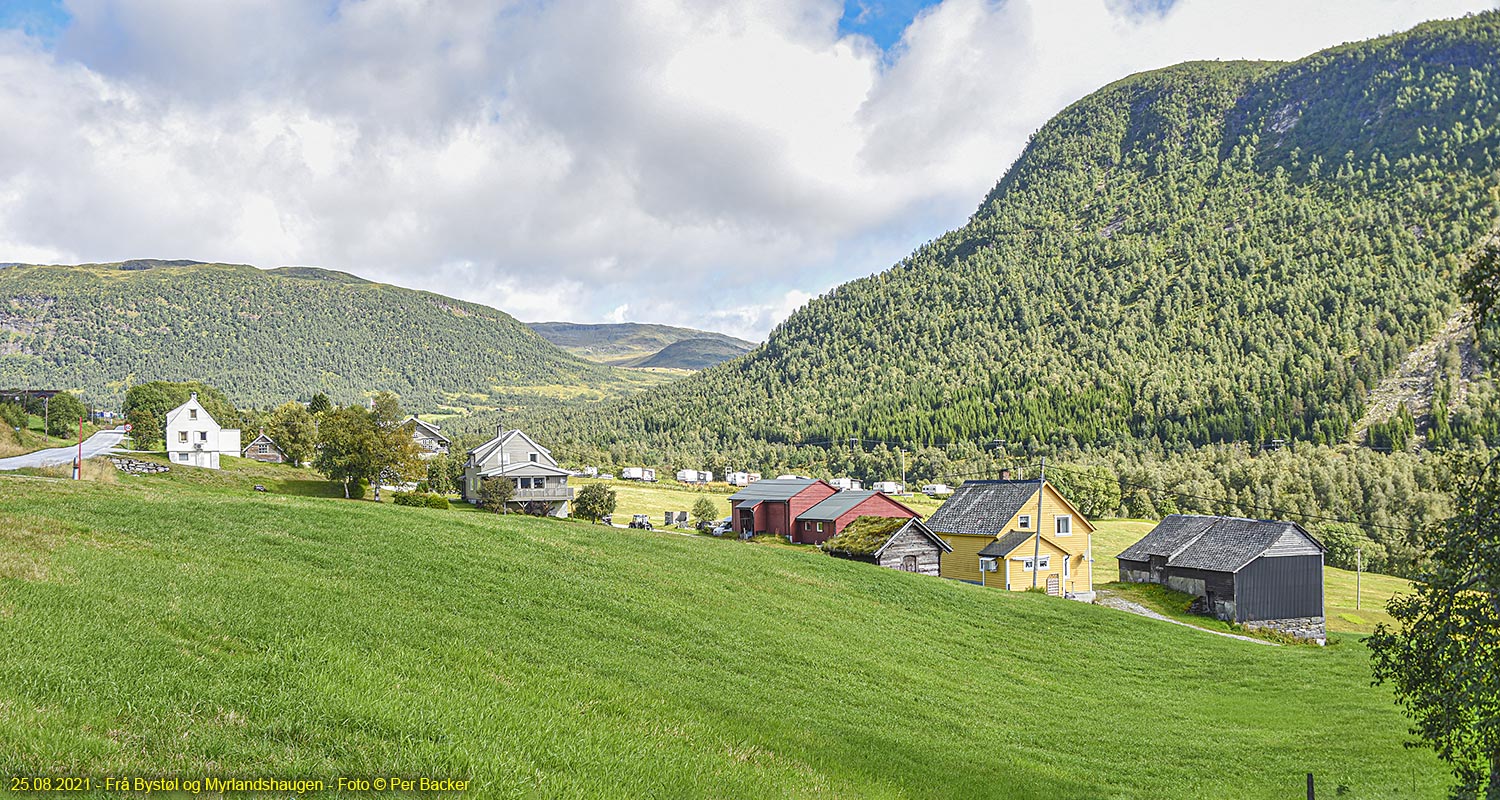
left=0, top=261, right=632, bottom=409
left=523, top=13, right=1500, bottom=473
left=527, top=322, right=754, bottom=368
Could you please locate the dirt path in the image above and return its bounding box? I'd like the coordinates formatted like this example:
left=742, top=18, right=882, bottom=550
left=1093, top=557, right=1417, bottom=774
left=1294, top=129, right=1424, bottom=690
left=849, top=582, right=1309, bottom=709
left=1094, top=590, right=1279, bottom=646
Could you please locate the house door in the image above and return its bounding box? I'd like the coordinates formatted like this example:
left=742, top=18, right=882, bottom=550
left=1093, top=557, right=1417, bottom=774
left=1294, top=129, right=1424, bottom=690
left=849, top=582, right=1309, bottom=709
left=902, top=555, right=918, bottom=572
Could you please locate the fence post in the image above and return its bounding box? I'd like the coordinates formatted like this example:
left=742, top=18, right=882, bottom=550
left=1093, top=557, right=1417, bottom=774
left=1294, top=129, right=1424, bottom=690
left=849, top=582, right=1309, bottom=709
left=1306, top=772, right=1314, bottom=800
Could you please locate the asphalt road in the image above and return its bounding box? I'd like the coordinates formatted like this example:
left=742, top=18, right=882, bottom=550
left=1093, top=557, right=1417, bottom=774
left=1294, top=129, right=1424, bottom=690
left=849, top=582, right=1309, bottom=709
left=0, top=427, right=128, bottom=471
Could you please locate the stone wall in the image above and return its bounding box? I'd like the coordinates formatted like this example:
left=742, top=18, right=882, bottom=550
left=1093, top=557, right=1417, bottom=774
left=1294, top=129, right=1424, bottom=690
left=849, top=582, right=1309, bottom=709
left=1244, top=616, right=1326, bottom=644
left=110, top=457, right=169, bottom=475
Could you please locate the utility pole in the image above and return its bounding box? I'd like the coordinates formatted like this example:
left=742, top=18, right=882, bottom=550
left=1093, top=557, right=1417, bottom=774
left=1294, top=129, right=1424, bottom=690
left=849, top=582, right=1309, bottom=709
left=1356, top=547, right=1362, bottom=610
left=1032, top=457, right=1046, bottom=589
left=899, top=448, right=906, bottom=495
left=74, top=417, right=83, bottom=480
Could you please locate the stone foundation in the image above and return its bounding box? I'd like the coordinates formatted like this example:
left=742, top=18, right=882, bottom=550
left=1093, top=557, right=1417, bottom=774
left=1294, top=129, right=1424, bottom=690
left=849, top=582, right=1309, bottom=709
left=1244, top=616, right=1326, bottom=644
left=110, top=457, right=170, bottom=475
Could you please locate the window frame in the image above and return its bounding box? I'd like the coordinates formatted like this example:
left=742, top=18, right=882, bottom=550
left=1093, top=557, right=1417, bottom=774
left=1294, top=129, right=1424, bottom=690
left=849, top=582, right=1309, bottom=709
left=1055, top=515, right=1073, bottom=536
left=1018, top=514, right=1031, bottom=529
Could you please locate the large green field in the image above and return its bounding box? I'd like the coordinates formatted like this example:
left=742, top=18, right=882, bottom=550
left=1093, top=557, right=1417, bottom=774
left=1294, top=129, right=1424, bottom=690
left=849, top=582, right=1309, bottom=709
left=0, top=467, right=1448, bottom=798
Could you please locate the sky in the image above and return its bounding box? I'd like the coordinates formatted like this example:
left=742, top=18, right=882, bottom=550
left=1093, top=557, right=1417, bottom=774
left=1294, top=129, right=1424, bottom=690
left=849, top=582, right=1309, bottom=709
left=1, top=1, right=1495, bottom=340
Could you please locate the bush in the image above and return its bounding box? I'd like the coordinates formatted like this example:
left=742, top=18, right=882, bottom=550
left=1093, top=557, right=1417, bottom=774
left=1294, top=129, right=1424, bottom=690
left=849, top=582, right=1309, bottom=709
left=0, top=402, right=25, bottom=429
left=477, top=477, right=515, bottom=513
left=392, top=491, right=450, bottom=510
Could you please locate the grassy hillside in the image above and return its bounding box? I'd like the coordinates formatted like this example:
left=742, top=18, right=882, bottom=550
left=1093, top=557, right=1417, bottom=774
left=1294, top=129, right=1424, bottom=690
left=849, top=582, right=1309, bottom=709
left=529, top=12, right=1500, bottom=466
left=528, top=322, right=754, bottom=369
left=0, top=261, right=670, bottom=412
left=0, top=470, right=1449, bottom=797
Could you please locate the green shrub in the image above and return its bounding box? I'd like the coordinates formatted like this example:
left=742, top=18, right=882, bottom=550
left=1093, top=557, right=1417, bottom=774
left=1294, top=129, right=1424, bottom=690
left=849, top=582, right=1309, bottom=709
left=0, top=402, right=24, bottom=429
left=393, top=491, right=450, bottom=510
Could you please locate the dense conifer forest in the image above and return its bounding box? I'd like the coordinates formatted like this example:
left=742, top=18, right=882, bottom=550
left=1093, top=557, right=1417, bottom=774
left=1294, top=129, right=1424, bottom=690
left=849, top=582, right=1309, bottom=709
left=519, top=14, right=1500, bottom=467
left=0, top=261, right=622, bottom=409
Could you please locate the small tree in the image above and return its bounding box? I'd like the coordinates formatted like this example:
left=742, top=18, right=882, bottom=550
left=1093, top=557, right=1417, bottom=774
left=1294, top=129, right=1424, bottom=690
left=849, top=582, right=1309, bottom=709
left=314, top=405, right=375, bottom=499
left=691, top=496, right=718, bottom=529
left=45, top=391, right=88, bottom=438
left=478, top=476, right=515, bottom=514
left=574, top=483, right=617, bottom=522
left=367, top=392, right=424, bottom=501
left=426, top=453, right=461, bottom=495
left=1370, top=454, right=1500, bottom=799
left=265, top=401, right=317, bottom=466
left=306, top=393, right=332, bottom=416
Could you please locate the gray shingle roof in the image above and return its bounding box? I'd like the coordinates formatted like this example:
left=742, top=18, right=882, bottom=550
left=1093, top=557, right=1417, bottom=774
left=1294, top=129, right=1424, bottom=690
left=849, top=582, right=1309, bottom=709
left=924, top=480, right=1042, bottom=537
left=978, top=530, right=1034, bottom=558
left=728, top=478, right=821, bottom=502
left=1118, top=514, right=1325, bottom=574
left=799, top=490, right=882, bottom=521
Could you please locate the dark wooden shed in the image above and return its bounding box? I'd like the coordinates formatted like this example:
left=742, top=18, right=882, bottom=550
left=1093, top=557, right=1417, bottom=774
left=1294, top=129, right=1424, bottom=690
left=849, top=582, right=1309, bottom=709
left=1117, top=515, right=1327, bottom=642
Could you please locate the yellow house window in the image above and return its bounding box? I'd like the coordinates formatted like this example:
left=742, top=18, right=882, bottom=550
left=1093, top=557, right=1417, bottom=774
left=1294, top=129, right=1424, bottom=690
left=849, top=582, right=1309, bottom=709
left=1018, top=514, right=1031, bottom=528
left=1055, top=515, right=1072, bottom=536
left=1021, top=556, right=1050, bottom=572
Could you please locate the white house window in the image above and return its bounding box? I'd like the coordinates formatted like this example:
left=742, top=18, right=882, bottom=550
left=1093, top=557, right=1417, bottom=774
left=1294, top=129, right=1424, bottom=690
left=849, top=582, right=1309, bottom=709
left=178, top=431, right=188, bottom=443
left=816, top=522, right=824, bottom=532
left=1055, top=515, right=1072, bottom=536
left=199, top=431, right=208, bottom=442
left=177, top=453, right=189, bottom=462
left=529, top=452, right=538, bottom=463
left=979, top=556, right=998, bottom=573
left=1018, top=514, right=1031, bottom=529
left=189, top=409, right=197, bottom=420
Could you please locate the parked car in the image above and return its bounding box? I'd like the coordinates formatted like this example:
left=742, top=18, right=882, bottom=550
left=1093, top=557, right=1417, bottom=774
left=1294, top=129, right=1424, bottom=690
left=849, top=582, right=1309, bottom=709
left=629, top=514, right=654, bottom=530
left=598, top=473, right=615, bottom=480
left=709, top=518, right=733, bottom=536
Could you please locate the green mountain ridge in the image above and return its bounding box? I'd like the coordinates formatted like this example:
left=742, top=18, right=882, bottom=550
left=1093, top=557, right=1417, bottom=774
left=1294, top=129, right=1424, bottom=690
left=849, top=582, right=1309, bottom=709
left=524, top=13, right=1500, bottom=469
left=527, top=321, right=755, bottom=369
left=0, top=260, right=642, bottom=410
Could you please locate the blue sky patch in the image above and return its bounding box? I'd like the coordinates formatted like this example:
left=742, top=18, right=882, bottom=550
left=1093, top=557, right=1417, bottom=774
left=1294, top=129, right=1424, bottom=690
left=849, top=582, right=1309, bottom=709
left=0, top=0, right=69, bottom=44
left=838, top=0, right=942, bottom=50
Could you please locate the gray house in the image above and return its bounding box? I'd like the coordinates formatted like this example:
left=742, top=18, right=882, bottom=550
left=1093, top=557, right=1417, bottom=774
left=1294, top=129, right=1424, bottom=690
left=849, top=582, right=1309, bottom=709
left=405, top=416, right=451, bottom=458
left=1117, top=515, right=1327, bottom=642
left=463, top=427, right=573, bottom=517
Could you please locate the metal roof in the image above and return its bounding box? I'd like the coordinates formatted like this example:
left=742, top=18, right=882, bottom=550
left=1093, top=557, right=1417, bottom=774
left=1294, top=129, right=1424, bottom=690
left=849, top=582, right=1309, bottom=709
left=799, top=490, right=882, bottom=521
left=728, top=478, right=821, bottom=502
left=924, top=480, right=1042, bottom=537
left=1117, top=514, right=1326, bottom=574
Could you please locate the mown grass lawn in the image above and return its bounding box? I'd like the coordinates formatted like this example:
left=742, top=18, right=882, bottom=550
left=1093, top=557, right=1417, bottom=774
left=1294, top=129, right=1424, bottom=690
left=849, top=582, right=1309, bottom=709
left=0, top=473, right=1448, bottom=798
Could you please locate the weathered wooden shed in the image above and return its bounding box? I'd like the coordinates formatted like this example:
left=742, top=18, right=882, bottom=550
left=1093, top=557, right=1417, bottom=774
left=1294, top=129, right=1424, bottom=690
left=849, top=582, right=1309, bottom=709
left=1117, top=515, right=1327, bottom=641
left=823, top=517, right=952, bottom=576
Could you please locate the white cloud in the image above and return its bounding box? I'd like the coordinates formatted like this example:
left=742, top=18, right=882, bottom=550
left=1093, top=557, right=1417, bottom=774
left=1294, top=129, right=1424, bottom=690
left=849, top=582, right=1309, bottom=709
left=0, top=0, right=1493, bottom=340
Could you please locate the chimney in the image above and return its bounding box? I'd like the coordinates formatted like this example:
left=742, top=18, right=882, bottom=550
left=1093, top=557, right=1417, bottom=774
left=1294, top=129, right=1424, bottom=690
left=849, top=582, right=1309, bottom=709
left=189, top=392, right=198, bottom=401
left=999, top=468, right=1012, bottom=481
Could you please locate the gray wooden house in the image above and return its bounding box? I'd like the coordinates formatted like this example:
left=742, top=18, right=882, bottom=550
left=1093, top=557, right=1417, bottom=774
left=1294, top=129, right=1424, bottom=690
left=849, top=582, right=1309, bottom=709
left=1117, top=515, right=1327, bottom=642
left=822, top=516, right=952, bottom=576
left=462, top=427, right=573, bottom=517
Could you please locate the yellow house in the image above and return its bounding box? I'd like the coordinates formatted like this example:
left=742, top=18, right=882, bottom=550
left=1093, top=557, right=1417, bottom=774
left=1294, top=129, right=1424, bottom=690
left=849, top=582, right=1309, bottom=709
left=925, top=477, right=1096, bottom=596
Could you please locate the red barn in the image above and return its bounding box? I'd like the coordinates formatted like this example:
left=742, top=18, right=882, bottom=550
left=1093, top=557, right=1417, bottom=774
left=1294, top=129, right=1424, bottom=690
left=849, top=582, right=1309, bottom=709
left=793, top=490, right=919, bottom=545
left=729, top=479, right=837, bottom=538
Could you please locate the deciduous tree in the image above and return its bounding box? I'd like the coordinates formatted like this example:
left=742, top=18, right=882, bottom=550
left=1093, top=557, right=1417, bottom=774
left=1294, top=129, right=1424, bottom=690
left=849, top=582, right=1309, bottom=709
left=574, top=483, right=616, bottom=523
left=265, top=401, right=317, bottom=467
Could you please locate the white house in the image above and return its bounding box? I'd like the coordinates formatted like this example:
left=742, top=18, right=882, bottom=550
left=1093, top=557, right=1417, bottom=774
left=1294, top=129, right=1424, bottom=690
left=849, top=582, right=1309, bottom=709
left=463, top=427, right=573, bottom=517
left=164, top=393, right=241, bottom=469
